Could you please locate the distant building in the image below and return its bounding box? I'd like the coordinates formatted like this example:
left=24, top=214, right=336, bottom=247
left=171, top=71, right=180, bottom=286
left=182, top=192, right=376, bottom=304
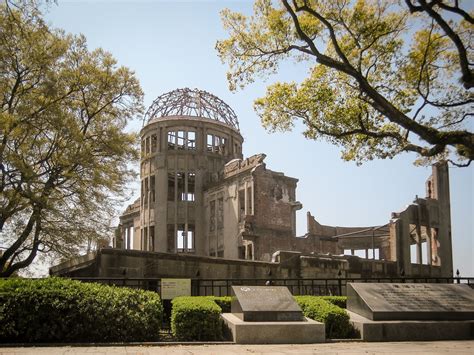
left=51, top=88, right=453, bottom=279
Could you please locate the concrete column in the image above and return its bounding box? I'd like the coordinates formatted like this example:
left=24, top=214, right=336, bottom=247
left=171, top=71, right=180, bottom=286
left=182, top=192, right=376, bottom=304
left=431, top=228, right=440, bottom=266
left=426, top=225, right=433, bottom=266
left=433, top=162, right=453, bottom=277
left=415, top=204, right=423, bottom=264
left=390, top=216, right=411, bottom=275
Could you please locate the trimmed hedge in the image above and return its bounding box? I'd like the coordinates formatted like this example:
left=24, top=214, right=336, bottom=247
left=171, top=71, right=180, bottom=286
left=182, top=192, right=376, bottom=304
left=171, top=296, right=223, bottom=341
left=0, top=277, right=163, bottom=343
left=295, top=296, right=352, bottom=338
left=320, top=296, right=347, bottom=309
left=207, top=296, right=232, bottom=313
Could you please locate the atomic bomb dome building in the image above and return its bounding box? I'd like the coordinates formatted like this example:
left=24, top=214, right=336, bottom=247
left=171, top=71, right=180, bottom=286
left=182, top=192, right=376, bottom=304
left=51, top=88, right=454, bottom=279
left=116, top=88, right=247, bottom=257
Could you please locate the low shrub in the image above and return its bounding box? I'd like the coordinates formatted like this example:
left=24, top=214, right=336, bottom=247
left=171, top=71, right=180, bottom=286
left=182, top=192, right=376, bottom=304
left=171, top=296, right=223, bottom=341
left=320, top=296, right=347, bottom=309
left=295, top=296, right=352, bottom=338
left=207, top=296, right=232, bottom=313
left=0, top=277, right=163, bottom=343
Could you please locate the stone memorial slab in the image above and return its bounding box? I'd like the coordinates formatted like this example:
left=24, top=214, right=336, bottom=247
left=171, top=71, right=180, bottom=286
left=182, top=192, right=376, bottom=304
left=347, top=282, right=474, bottom=321
left=231, top=285, right=304, bottom=322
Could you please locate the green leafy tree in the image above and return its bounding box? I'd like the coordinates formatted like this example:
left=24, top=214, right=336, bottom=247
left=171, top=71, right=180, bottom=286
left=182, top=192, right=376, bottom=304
left=217, top=0, right=473, bottom=166
left=0, top=3, right=143, bottom=276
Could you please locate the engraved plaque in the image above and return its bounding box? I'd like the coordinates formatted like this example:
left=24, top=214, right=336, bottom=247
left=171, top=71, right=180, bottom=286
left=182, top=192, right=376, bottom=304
left=231, top=286, right=304, bottom=322
left=161, top=278, right=191, bottom=300
left=347, top=283, right=474, bottom=321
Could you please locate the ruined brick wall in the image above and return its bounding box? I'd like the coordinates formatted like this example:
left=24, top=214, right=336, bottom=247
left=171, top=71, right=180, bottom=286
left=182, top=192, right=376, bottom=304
left=252, top=166, right=297, bottom=235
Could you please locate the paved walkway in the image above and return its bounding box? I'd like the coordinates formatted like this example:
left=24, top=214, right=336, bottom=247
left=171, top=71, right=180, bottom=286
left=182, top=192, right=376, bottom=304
left=1, top=341, right=473, bottom=355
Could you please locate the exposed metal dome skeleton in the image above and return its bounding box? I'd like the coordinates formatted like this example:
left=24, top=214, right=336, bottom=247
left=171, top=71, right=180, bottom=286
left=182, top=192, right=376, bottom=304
left=144, top=88, right=240, bottom=130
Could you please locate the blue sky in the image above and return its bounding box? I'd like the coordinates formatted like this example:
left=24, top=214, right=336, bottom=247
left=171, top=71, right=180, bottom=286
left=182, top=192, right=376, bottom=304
left=44, top=0, right=473, bottom=275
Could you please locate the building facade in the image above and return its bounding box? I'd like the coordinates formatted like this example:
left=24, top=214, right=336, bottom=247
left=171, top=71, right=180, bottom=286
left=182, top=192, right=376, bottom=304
left=117, top=88, right=244, bottom=255
left=57, top=88, right=453, bottom=279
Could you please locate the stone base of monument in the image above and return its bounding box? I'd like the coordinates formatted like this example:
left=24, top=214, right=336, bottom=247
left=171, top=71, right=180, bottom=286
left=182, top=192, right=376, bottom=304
left=221, top=313, right=325, bottom=344
left=347, top=282, right=474, bottom=342
left=348, top=311, right=474, bottom=342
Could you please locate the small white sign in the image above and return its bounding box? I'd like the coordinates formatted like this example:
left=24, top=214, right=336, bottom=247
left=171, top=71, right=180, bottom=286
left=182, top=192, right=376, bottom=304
left=161, top=278, right=191, bottom=300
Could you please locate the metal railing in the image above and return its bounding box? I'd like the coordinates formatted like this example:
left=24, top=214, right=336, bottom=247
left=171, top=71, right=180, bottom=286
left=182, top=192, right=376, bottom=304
left=67, top=276, right=474, bottom=297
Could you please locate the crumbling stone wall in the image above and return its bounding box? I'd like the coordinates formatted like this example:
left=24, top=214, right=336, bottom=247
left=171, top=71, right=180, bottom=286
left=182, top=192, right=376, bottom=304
left=50, top=248, right=400, bottom=280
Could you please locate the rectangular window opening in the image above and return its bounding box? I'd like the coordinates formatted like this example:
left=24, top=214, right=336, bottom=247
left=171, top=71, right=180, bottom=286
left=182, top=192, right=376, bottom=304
left=149, top=226, right=155, bottom=252
left=214, top=136, right=221, bottom=153
left=238, top=190, right=245, bottom=222
left=145, top=137, right=150, bottom=155
left=238, top=246, right=245, bottom=260
left=150, top=175, right=156, bottom=203
left=139, top=228, right=142, bottom=250
left=410, top=243, right=417, bottom=264
left=187, top=131, right=196, bottom=150
left=367, top=248, right=380, bottom=259
left=177, top=172, right=185, bottom=201
left=207, top=134, right=213, bottom=152
left=168, top=131, right=176, bottom=149
left=220, top=137, right=226, bottom=155
left=246, top=186, right=253, bottom=215
left=217, top=197, right=224, bottom=230
left=188, top=224, right=195, bottom=250
left=143, top=227, right=148, bottom=251
left=125, top=228, right=129, bottom=250
left=151, top=134, right=157, bottom=152
left=143, top=178, right=149, bottom=207
left=210, top=200, right=216, bottom=232
left=421, top=241, right=428, bottom=265
left=177, top=224, right=185, bottom=251
left=186, top=172, right=195, bottom=201
left=177, top=130, right=185, bottom=150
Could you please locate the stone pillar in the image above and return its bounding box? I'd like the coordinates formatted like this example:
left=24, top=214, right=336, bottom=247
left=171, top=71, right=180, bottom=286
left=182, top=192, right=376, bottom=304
left=390, top=216, right=411, bottom=276
left=432, top=162, right=453, bottom=277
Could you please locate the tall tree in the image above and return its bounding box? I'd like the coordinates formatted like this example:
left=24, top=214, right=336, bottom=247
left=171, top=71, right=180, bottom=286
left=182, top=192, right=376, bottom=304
left=0, top=3, right=143, bottom=276
left=217, top=0, right=473, bottom=166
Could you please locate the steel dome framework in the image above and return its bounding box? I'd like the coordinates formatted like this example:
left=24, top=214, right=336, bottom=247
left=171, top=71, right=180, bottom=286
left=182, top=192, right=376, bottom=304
left=144, top=88, right=240, bottom=130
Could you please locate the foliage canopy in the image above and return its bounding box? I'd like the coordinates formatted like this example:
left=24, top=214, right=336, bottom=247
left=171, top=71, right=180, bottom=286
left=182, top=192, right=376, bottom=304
left=217, top=0, right=473, bottom=166
left=0, top=3, right=143, bottom=276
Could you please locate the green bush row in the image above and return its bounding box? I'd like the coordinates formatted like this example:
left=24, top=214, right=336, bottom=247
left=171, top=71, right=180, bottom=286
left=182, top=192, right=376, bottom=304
left=207, top=296, right=232, bottom=313
left=319, top=296, right=347, bottom=309
left=207, top=295, right=346, bottom=313
left=171, top=296, right=223, bottom=341
left=0, top=278, right=349, bottom=343
left=0, top=278, right=163, bottom=343
left=295, top=296, right=352, bottom=338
